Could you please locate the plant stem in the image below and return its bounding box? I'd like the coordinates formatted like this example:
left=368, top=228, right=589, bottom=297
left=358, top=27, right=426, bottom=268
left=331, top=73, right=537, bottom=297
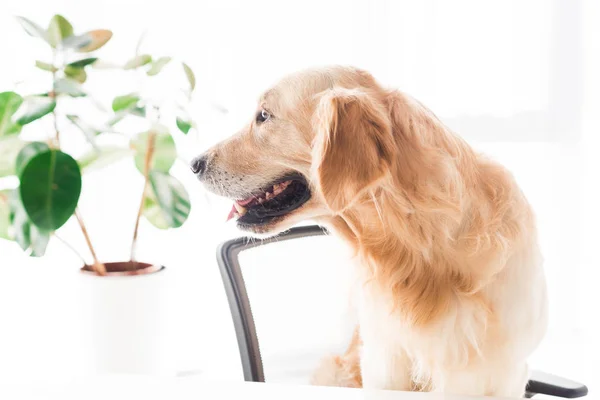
left=48, top=51, right=103, bottom=275
left=50, top=51, right=60, bottom=148
left=75, top=209, right=105, bottom=275
left=130, top=130, right=157, bottom=262
left=53, top=233, right=87, bottom=265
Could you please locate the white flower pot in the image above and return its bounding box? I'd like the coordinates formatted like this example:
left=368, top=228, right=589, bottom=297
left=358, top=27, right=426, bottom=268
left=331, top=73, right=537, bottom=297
left=78, top=262, right=173, bottom=376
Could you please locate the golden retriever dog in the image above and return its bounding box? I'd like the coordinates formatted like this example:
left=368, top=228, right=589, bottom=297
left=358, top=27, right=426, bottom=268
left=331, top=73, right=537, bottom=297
left=191, top=66, right=548, bottom=397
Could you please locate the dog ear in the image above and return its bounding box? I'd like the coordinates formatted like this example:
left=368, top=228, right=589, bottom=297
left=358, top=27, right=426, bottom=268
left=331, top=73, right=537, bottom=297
left=312, top=88, right=395, bottom=213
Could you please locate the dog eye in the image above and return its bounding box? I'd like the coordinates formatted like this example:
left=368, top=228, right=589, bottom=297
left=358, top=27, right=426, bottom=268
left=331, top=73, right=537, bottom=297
left=256, top=109, right=271, bottom=124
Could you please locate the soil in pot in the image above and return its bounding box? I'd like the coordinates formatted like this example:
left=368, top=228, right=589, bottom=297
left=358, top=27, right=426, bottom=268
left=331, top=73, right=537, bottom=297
left=81, top=262, right=164, bottom=276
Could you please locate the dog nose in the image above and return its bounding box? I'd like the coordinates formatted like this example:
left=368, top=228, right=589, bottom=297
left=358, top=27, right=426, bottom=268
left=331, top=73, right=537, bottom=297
left=190, top=155, right=208, bottom=176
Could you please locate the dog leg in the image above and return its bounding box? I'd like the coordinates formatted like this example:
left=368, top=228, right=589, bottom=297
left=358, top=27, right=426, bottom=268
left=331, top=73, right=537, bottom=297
left=360, top=339, right=412, bottom=391
left=311, top=326, right=362, bottom=388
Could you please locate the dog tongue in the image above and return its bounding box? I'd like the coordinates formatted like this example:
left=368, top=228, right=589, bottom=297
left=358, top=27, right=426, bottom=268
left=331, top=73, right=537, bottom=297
left=227, top=201, right=250, bottom=222
left=237, top=197, right=255, bottom=206
left=227, top=196, right=256, bottom=221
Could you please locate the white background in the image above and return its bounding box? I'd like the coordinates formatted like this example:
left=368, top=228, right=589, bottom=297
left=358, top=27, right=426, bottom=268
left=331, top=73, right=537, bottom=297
left=0, top=0, right=598, bottom=393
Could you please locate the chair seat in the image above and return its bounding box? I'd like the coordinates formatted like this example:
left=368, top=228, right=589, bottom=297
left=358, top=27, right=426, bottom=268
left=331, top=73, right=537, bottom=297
left=262, top=348, right=330, bottom=384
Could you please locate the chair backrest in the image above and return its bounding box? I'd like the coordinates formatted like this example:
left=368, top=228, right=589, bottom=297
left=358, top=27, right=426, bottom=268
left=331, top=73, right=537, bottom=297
left=216, top=225, right=356, bottom=384
left=216, top=225, right=588, bottom=397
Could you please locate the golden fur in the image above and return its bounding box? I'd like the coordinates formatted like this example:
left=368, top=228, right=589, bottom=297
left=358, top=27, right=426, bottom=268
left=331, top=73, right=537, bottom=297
left=196, top=66, right=548, bottom=397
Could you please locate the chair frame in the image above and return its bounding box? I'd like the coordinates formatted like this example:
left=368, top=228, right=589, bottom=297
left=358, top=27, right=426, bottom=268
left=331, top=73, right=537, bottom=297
left=216, top=225, right=588, bottom=398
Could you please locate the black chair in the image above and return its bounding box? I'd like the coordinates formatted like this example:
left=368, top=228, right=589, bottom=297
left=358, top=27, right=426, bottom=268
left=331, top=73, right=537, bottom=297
left=216, top=225, right=588, bottom=398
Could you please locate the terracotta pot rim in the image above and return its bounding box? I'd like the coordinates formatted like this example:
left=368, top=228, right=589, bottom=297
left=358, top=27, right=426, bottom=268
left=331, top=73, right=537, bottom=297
left=80, top=261, right=165, bottom=277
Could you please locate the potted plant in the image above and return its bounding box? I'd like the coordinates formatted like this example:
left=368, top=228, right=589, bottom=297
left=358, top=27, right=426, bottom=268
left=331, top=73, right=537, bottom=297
left=0, top=15, right=197, bottom=375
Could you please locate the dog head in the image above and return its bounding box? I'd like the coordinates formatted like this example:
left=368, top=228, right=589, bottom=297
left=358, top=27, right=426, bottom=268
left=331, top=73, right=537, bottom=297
left=191, top=66, right=396, bottom=235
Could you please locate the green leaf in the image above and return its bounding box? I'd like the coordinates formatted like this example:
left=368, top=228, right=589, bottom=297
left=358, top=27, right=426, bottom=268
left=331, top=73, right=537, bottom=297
left=47, top=15, right=74, bottom=48
left=130, top=106, right=146, bottom=117
left=77, top=30, right=112, bottom=52
left=143, top=171, right=190, bottom=229
left=16, top=16, right=49, bottom=43
left=15, top=97, right=56, bottom=125
left=78, top=146, right=133, bottom=172
left=124, top=54, right=152, bottom=70
left=15, top=142, right=50, bottom=176
left=147, top=57, right=172, bottom=76
left=176, top=117, right=192, bottom=134
left=66, top=115, right=100, bottom=149
left=131, top=127, right=176, bottom=174
left=54, top=78, right=86, bottom=97
left=30, top=230, right=50, bottom=256
left=0, top=136, right=28, bottom=177
left=19, top=150, right=82, bottom=231
left=8, top=190, right=50, bottom=256
left=106, top=111, right=127, bottom=126
left=182, top=63, right=196, bottom=92
left=61, top=34, right=92, bottom=50
left=0, top=191, right=10, bottom=240
left=1, top=124, right=21, bottom=136
left=91, top=60, right=121, bottom=69
left=0, top=92, right=24, bottom=136
left=67, top=57, right=98, bottom=68
left=135, top=31, right=147, bottom=55
left=35, top=60, right=57, bottom=72
left=112, top=93, right=140, bottom=112
left=105, top=105, right=144, bottom=127
left=64, top=65, right=87, bottom=83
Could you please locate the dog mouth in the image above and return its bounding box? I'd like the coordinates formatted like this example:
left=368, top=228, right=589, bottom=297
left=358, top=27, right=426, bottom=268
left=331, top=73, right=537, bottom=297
left=227, top=175, right=311, bottom=226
